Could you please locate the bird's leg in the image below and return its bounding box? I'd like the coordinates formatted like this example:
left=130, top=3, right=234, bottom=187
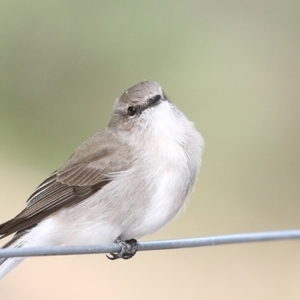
left=106, top=238, right=138, bottom=260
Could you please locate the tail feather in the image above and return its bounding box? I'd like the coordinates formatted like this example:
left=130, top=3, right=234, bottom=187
left=0, top=232, right=28, bottom=279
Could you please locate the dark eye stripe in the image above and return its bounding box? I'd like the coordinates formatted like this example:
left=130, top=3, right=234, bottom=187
left=127, top=94, right=163, bottom=118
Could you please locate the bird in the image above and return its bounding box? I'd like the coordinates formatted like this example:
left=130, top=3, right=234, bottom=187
left=0, top=81, right=204, bottom=279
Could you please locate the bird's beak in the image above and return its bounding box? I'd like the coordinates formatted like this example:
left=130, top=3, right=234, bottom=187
left=148, top=95, right=163, bottom=107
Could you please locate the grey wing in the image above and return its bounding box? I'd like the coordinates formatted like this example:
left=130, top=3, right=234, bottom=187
left=56, top=130, right=134, bottom=186
left=0, top=130, right=133, bottom=238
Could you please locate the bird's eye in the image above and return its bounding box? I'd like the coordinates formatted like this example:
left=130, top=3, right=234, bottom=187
left=127, top=106, right=137, bottom=117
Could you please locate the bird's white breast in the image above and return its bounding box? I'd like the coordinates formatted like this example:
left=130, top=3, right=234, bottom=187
left=120, top=101, right=204, bottom=239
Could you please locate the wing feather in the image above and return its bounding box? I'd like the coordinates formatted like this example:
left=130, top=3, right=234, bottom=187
left=0, top=129, right=133, bottom=239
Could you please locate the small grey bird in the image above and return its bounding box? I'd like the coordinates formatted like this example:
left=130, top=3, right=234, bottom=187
left=0, top=81, right=204, bottom=278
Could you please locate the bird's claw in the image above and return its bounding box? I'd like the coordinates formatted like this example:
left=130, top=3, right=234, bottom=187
left=106, top=238, right=138, bottom=260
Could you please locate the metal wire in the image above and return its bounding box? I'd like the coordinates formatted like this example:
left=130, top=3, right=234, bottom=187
left=0, top=230, right=299, bottom=258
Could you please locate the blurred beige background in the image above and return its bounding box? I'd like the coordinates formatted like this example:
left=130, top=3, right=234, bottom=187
left=1, top=1, right=300, bottom=299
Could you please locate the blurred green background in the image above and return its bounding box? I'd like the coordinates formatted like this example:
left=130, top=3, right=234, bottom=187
left=1, top=1, right=300, bottom=299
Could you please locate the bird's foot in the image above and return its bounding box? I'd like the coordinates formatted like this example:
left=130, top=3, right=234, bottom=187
left=106, top=238, right=138, bottom=260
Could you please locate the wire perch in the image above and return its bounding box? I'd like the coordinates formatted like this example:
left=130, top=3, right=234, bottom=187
left=0, top=230, right=299, bottom=258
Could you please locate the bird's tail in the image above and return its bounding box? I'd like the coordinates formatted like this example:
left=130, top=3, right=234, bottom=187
left=0, top=231, right=29, bottom=279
